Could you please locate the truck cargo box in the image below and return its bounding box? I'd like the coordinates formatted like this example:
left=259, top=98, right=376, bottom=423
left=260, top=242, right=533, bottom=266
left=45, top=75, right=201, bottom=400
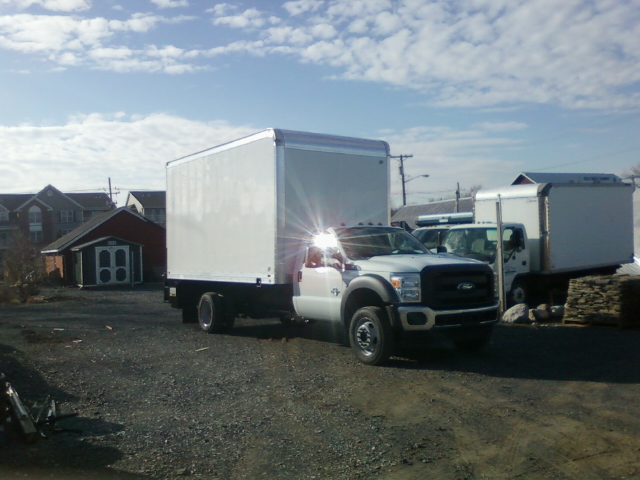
left=166, top=129, right=390, bottom=285
left=474, top=182, right=634, bottom=274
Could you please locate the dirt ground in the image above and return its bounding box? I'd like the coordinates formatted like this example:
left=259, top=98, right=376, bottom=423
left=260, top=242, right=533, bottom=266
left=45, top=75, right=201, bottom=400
left=1, top=285, right=639, bottom=479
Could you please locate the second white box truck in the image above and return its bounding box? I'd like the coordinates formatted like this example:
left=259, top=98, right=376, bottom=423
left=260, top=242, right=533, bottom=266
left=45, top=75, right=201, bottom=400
left=439, top=176, right=634, bottom=305
left=165, top=129, right=499, bottom=365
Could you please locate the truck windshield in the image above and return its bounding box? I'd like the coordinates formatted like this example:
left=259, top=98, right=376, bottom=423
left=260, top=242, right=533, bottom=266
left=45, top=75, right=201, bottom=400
left=412, top=227, right=449, bottom=249
left=336, top=227, right=430, bottom=260
left=442, top=228, right=498, bottom=262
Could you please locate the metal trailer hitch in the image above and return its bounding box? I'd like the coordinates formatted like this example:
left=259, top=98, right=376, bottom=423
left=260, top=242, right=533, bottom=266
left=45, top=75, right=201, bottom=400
left=1, top=373, right=78, bottom=444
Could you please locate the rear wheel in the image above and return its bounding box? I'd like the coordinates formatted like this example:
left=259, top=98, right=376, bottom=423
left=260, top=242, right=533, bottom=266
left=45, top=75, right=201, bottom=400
left=508, top=279, right=528, bottom=306
left=198, top=292, right=234, bottom=333
left=349, top=307, right=395, bottom=366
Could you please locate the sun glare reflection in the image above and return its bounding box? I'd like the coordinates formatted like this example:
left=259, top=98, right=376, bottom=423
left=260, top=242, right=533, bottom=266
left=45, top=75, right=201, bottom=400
left=313, top=232, right=338, bottom=250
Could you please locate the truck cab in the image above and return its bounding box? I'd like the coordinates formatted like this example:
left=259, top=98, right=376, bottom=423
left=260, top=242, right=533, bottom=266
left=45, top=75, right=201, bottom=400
left=294, top=226, right=499, bottom=363
left=439, top=223, right=530, bottom=304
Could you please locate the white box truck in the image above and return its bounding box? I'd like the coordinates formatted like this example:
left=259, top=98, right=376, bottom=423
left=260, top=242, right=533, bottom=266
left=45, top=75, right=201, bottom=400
left=165, top=129, right=499, bottom=365
left=438, top=177, right=634, bottom=305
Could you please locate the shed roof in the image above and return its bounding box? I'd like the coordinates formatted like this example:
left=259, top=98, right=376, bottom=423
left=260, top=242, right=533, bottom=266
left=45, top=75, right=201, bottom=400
left=41, top=206, right=160, bottom=254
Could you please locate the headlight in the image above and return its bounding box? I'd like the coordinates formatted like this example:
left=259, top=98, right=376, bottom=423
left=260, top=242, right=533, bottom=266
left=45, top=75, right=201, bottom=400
left=391, top=274, right=421, bottom=302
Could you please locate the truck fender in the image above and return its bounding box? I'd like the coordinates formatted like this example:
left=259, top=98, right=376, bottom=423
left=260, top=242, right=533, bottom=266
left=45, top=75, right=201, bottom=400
left=341, top=274, right=400, bottom=327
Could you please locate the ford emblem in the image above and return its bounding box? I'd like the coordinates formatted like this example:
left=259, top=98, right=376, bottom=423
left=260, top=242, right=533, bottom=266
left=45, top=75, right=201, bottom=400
left=457, top=282, right=476, bottom=292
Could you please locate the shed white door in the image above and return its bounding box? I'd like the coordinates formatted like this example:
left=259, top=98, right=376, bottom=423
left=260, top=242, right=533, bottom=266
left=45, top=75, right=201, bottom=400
left=96, top=246, right=130, bottom=285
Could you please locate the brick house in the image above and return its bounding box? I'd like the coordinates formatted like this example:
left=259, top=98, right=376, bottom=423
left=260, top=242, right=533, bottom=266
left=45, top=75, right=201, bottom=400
left=0, top=185, right=115, bottom=274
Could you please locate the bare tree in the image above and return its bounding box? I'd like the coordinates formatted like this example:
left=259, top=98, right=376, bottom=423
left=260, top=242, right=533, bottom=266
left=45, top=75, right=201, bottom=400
left=622, top=164, right=640, bottom=187
left=468, top=184, right=483, bottom=199
left=2, top=232, right=45, bottom=302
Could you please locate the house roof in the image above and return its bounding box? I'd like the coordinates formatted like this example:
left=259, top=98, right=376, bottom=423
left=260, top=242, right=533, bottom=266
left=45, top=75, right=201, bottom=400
left=0, top=194, right=32, bottom=212
left=391, top=197, right=474, bottom=229
left=41, top=206, right=161, bottom=254
left=126, top=191, right=166, bottom=209
left=512, top=172, right=623, bottom=185
left=67, top=192, right=116, bottom=210
left=0, top=185, right=115, bottom=212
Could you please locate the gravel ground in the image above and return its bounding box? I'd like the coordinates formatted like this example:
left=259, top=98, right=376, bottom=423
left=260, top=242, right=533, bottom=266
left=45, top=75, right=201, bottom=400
left=1, top=284, right=640, bottom=479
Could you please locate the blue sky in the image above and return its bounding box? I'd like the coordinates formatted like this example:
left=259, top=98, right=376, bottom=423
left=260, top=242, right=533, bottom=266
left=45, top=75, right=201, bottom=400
left=1, top=0, right=639, bottom=207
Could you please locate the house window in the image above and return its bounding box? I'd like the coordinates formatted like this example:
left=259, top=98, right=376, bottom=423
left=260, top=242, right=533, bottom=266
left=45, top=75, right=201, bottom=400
left=0, top=211, right=8, bottom=222
left=29, top=206, right=42, bottom=224
left=148, top=208, right=166, bottom=223
left=59, top=210, right=75, bottom=223
left=29, top=206, right=43, bottom=243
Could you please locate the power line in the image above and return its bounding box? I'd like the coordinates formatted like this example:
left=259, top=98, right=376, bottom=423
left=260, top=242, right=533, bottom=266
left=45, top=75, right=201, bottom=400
left=534, top=144, right=640, bottom=171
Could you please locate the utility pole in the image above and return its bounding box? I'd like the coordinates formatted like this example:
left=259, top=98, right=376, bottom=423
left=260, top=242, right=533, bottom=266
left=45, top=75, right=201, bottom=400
left=390, top=154, right=413, bottom=206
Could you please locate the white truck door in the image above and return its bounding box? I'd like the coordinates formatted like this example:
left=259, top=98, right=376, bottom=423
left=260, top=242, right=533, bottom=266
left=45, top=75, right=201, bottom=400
left=500, top=226, right=529, bottom=292
left=293, top=246, right=345, bottom=321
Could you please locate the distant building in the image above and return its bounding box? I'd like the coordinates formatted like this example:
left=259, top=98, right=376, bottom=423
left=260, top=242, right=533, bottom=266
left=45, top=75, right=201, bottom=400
left=125, top=191, right=166, bottom=226
left=0, top=185, right=115, bottom=274
left=512, top=172, right=624, bottom=185
left=391, top=197, right=474, bottom=230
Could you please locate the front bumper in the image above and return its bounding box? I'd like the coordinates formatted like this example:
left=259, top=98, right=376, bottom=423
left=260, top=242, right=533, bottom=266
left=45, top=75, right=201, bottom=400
left=396, top=302, right=499, bottom=331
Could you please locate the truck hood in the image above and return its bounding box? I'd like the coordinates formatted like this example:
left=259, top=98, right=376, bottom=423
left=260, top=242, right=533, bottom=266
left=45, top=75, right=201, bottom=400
left=353, top=254, right=484, bottom=273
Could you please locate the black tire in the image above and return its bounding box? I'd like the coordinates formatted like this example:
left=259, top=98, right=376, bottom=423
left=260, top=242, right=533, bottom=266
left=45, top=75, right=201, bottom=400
left=349, top=307, right=395, bottom=366
left=198, top=292, right=234, bottom=333
left=181, top=307, right=198, bottom=324
left=508, top=279, right=528, bottom=306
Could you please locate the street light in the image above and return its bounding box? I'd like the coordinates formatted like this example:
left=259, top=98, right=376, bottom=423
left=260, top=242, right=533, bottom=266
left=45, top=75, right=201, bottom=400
left=405, top=174, right=430, bottom=183
left=391, top=153, right=431, bottom=205
left=403, top=174, right=430, bottom=206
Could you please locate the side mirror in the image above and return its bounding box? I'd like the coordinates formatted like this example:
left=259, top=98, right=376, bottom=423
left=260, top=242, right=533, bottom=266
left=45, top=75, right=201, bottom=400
left=436, top=246, right=447, bottom=254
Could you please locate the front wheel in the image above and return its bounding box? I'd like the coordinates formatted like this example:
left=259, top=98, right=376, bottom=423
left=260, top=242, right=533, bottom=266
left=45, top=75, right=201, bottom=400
left=349, top=307, right=395, bottom=366
left=508, top=279, right=528, bottom=306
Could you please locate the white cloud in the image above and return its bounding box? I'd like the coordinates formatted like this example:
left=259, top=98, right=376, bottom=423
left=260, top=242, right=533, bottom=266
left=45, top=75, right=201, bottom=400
left=282, top=0, right=324, bottom=16
left=0, top=12, right=199, bottom=72
left=310, top=23, right=336, bottom=40
left=265, top=26, right=312, bottom=45
left=0, top=113, right=258, bottom=199
left=212, top=8, right=266, bottom=29
left=1, top=0, right=91, bottom=12
left=1, top=0, right=639, bottom=110
left=0, top=112, right=525, bottom=207
left=207, top=3, right=236, bottom=16
left=151, top=0, right=188, bottom=9
left=473, top=121, right=528, bottom=132
left=382, top=125, right=525, bottom=204
left=210, top=0, right=640, bottom=110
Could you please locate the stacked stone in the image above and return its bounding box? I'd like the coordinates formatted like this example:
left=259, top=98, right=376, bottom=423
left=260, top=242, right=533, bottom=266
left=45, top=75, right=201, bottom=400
left=563, top=275, right=640, bottom=327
